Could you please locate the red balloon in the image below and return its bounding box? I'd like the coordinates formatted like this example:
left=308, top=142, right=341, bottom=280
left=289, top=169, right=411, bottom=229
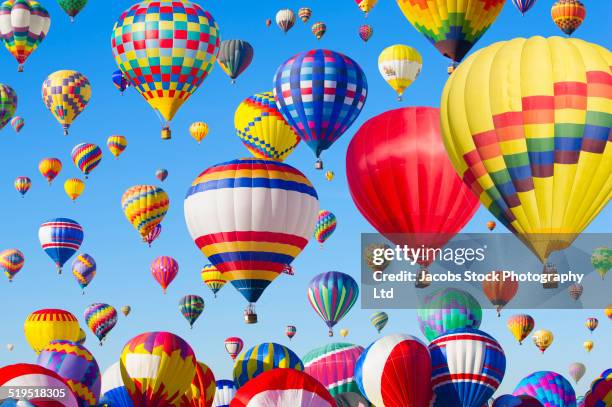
left=346, top=107, right=479, bottom=266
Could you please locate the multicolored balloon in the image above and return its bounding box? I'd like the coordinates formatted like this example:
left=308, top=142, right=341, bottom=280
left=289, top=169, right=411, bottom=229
left=38, top=157, right=61, bottom=184
left=100, top=362, right=133, bottom=407
left=532, top=329, right=554, bottom=354
left=180, top=361, right=216, bottom=407
left=303, top=342, right=364, bottom=397
left=358, top=24, right=373, bottom=43
left=155, top=168, right=168, bottom=182
left=441, top=37, right=611, bottom=263
left=298, top=7, right=311, bottom=22
left=0, top=248, right=24, bottom=282
left=224, top=337, right=244, bottom=361
left=591, top=247, right=611, bottom=279
left=150, top=255, right=178, bottom=294
left=112, top=69, right=129, bottom=94
left=64, top=178, right=85, bottom=202
left=41, top=70, right=90, bottom=135
left=275, top=9, right=295, bottom=33
left=314, top=210, right=337, bottom=246
left=370, top=311, right=388, bottom=334
left=107, top=135, right=127, bottom=158
left=355, top=0, right=377, bottom=16
left=201, top=264, right=227, bottom=298
left=36, top=340, right=101, bottom=406
left=429, top=329, right=506, bottom=407
left=121, top=305, right=131, bottom=317
left=38, top=218, right=84, bottom=273
left=76, top=327, right=86, bottom=345
left=551, top=0, right=585, bottom=35
left=84, top=303, right=117, bottom=345
left=234, top=91, right=300, bottom=161
left=487, top=221, right=497, bottom=231
left=217, top=40, right=253, bottom=83
left=325, top=171, right=334, bottom=181
left=179, top=295, right=205, bottom=328
left=111, top=1, right=220, bottom=136
left=233, top=342, right=303, bottom=388
left=190, top=121, right=209, bottom=144
left=0, top=83, right=17, bottom=130
left=355, top=334, right=432, bottom=407
left=145, top=224, right=162, bottom=247
left=285, top=325, right=297, bottom=340
left=71, top=253, right=96, bottom=292
left=24, top=309, right=80, bottom=354
left=568, top=363, right=586, bottom=384
left=14, top=176, right=30, bottom=197
left=120, top=331, right=196, bottom=406
left=273, top=49, right=368, bottom=168
left=511, top=0, right=537, bottom=15
left=378, top=45, right=422, bottom=101
left=585, top=317, right=599, bottom=333
left=311, top=22, right=326, bottom=40
left=605, top=305, right=612, bottom=320
left=507, top=314, right=535, bottom=345
left=10, top=115, right=24, bottom=132
left=56, top=0, right=88, bottom=22
left=568, top=283, right=583, bottom=301
left=513, top=371, right=576, bottom=407
left=71, top=143, right=102, bottom=178
left=121, top=185, right=169, bottom=242
left=213, top=379, right=236, bottom=407
left=307, top=271, right=359, bottom=336
left=0, top=364, right=78, bottom=405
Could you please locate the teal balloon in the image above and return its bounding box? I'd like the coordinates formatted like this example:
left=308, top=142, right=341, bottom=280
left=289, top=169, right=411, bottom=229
left=370, top=312, right=388, bottom=333
left=417, top=288, right=482, bottom=341
left=178, top=295, right=204, bottom=328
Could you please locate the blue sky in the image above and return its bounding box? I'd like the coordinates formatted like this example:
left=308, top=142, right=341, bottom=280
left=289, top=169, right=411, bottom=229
left=0, top=0, right=610, bottom=399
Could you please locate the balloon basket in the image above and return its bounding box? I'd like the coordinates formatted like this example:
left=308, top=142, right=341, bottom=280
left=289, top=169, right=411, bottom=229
left=244, top=313, right=258, bottom=324
left=315, top=159, right=323, bottom=170
left=17, top=64, right=23, bottom=73
left=161, top=126, right=172, bottom=140
left=328, top=329, right=333, bottom=337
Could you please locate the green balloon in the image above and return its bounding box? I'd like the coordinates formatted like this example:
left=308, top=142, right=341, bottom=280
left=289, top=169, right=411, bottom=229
left=56, top=0, right=88, bottom=21
left=592, top=247, right=612, bottom=279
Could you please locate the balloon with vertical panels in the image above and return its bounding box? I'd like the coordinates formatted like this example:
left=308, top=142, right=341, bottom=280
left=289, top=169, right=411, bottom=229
left=76, top=328, right=86, bottom=345
left=0, top=83, right=17, bottom=130
left=41, top=70, right=90, bottom=135
left=298, top=7, right=311, bottom=22
left=121, top=185, right=169, bottom=243
left=275, top=9, right=295, bottom=33
left=179, top=361, right=216, bottom=407
left=513, top=371, right=576, bottom=407
left=38, top=218, right=84, bottom=273
left=213, top=379, right=236, bottom=407
left=551, top=0, right=586, bottom=36
left=0, top=248, right=24, bottom=282
left=224, top=337, right=243, bottom=361
left=568, top=363, right=586, bottom=384
left=0, top=364, right=79, bottom=405
left=232, top=342, right=303, bottom=388
left=100, top=362, right=133, bottom=407
left=190, top=122, right=209, bottom=144
left=23, top=309, right=80, bottom=354
left=56, top=0, right=87, bottom=22
left=14, top=176, right=30, bottom=197
left=201, top=264, right=227, bottom=298
left=71, top=253, right=95, bottom=292
left=507, top=314, right=535, bottom=345
left=179, top=295, right=205, bottom=328
left=38, top=157, right=61, bottom=184
left=64, top=178, right=85, bottom=201
left=585, top=317, right=598, bottom=332
left=511, top=0, right=538, bottom=15
left=84, top=303, right=117, bottom=345
left=303, top=342, right=365, bottom=397
left=307, top=271, right=359, bottom=337
left=285, top=325, right=296, bottom=340
left=217, top=40, right=253, bottom=83
left=150, top=255, right=178, bottom=294
left=121, top=305, right=131, bottom=317
left=10, top=115, right=24, bottom=132
left=145, top=224, right=162, bottom=247
left=112, top=69, right=129, bottom=94
left=482, top=270, right=519, bottom=316
left=107, top=135, right=127, bottom=158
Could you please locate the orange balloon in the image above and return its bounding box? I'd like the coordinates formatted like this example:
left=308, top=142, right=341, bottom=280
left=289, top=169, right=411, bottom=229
left=482, top=271, right=518, bottom=316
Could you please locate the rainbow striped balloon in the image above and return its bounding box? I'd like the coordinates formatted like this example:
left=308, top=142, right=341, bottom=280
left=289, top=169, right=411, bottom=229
left=106, top=135, right=127, bottom=158
left=14, top=176, right=30, bottom=196
left=84, top=303, right=117, bottom=345
left=38, top=218, right=84, bottom=273
left=233, top=342, right=303, bottom=388
left=513, top=371, right=577, bottom=407
left=0, top=83, right=17, bottom=130
left=200, top=264, right=227, bottom=297
left=0, top=248, right=24, bottom=282
left=71, top=143, right=102, bottom=177
left=303, top=342, right=364, bottom=397
left=370, top=311, right=388, bottom=334
left=307, top=271, right=359, bottom=336
left=10, top=115, right=24, bottom=132
left=178, top=295, right=205, bottom=328
left=314, top=210, right=337, bottom=245
left=71, top=253, right=96, bottom=292
left=121, top=185, right=169, bottom=242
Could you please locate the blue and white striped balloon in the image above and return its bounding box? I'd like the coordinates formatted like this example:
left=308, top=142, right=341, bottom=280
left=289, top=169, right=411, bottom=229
left=38, top=218, right=84, bottom=273
left=100, top=362, right=133, bottom=407
left=213, top=379, right=236, bottom=407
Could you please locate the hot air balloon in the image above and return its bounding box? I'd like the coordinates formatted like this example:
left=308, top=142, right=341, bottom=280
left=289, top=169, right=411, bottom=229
left=265, top=18, right=271, bottom=27
left=121, top=185, right=169, bottom=242
left=592, top=247, right=611, bottom=279
left=71, top=143, right=101, bottom=178
left=487, top=221, right=497, bottom=231
left=605, top=305, right=612, bottom=320
left=56, top=0, right=87, bottom=22
left=551, top=0, right=585, bottom=36
left=583, top=340, right=594, bottom=353
left=513, top=371, right=576, bottom=407
left=213, top=379, right=236, bottom=407
left=201, top=264, right=227, bottom=298
left=378, top=45, right=422, bottom=101
left=314, top=210, right=337, bottom=246
left=76, top=327, right=86, bottom=345
left=303, top=342, right=364, bottom=397
left=155, top=168, right=168, bottom=182
left=120, top=332, right=196, bottom=406
left=339, top=329, right=349, bottom=338
left=0, top=248, right=24, bottom=282
left=232, top=368, right=335, bottom=407
left=396, top=0, right=504, bottom=69
left=364, top=243, right=391, bottom=272
left=507, top=314, right=535, bottom=345
left=429, top=329, right=506, bottom=407
left=145, top=224, right=162, bottom=247
left=355, top=334, right=431, bottom=407
left=482, top=271, right=519, bottom=316
left=417, top=288, right=482, bottom=342
left=184, top=158, right=319, bottom=320
left=568, top=283, right=583, bottom=301
left=38, top=218, right=84, bottom=273
left=568, top=363, right=586, bottom=384
left=233, top=343, right=303, bottom=388
left=72, top=253, right=95, bottom=293
left=112, top=69, right=129, bottom=94
left=441, top=37, right=611, bottom=264
left=585, top=317, right=599, bottom=333
left=311, top=22, right=326, bottom=40
left=180, top=361, right=216, bottom=407
left=355, top=0, right=377, bottom=16
left=179, top=295, right=205, bottom=329
left=274, top=49, right=367, bottom=169
left=325, top=171, right=334, bottom=181
left=0, top=83, right=17, bottom=130
left=121, top=306, right=131, bottom=317
left=583, top=376, right=612, bottom=407
left=36, top=340, right=101, bottom=406
left=14, top=176, right=30, bottom=197
left=532, top=330, right=554, bottom=353
left=307, top=271, right=359, bottom=336
left=0, top=364, right=79, bottom=405
left=285, top=325, right=297, bottom=340
left=370, top=312, right=388, bottom=334
left=275, top=9, right=295, bottom=33
left=298, top=7, right=311, bottom=22
left=347, top=107, right=479, bottom=270
left=64, top=178, right=85, bottom=202
left=224, top=337, right=243, bottom=361
left=512, top=0, right=537, bottom=15
left=10, top=115, right=24, bottom=132
left=358, top=24, right=373, bottom=43
left=111, top=1, right=220, bottom=139
left=24, top=309, right=80, bottom=354
left=83, top=303, right=117, bottom=345
left=6, top=343, right=13, bottom=352
left=0, top=0, right=50, bottom=72
left=217, top=40, right=253, bottom=84
left=150, top=256, right=178, bottom=294
left=41, top=70, right=90, bottom=135
left=38, top=157, right=61, bottom=184
left=107, top=135, right=127, bottom=158
left=234, top=91, right=300, bottom=161
left=100, top=362, right=133, bottom=407
left=190, top=122, right=209, bottom=144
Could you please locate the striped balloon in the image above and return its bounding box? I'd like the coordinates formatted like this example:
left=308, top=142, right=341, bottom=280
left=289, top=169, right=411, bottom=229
left=513, top=371, right=576, bottom=407
left=0, top=248, right=24, bottom=282
left=585, top=317, right=598, bottom=333
left=370, top=311, right=388, bottom=334
left=511, top=0, right=537, bottom=15
left=112, top=69, right=129, bottom=94
left=190, top=121, right=209, bottom=144
left=41, top=70, right=90, bottom=135
left=417, top=288, right=482, bottom=341
left=145, top=224, right=162, bottom=247
left=150, top=256, right=178, bottom=294
left=298, top=7, right=311, bottom=22
left=100, top=362, right=133, bottom=407
left=38, top=157, right=61, bottom=184
left=285, top=325, right=297, bottom=340
left=107, top=135, right=127, bottom=158
left=275, top=9, right=295, bottom=33
left=551, top=0, right=586, bottom=35
left=314, top=210, right=337, bottom=245
left=76, top=328, right=86, bottom=345
left=71, top=253, right=96, bottom=292
left=233, top=342, right=303, bottom=388
left=568, top=363, right=586, bottom=384
left=307, top=271, right=359, bottom=336
left=201, top=264, right=227, bottom=298
left=217, top=40, right=253, bottom=83
left=14, top=176, right=30, bottom=196
left=303, top=342, right=364, bottom=397
left=84, top=303, right=118, bottom=345
left=38, top=218, right=84, bottom=273
left=71, top=143, right=102, bottom=177
left=179, top=295, right=205, bottom=328
left=184, top=158, right=319, bottom=306
left=213, top=379, right=236, bottom=407
left=0, top=83, right=17, bottom=130
left=355, top=334, right=432, bottom=407
left=506, top=314, right=535, bottom=345
left=121, top=185, right=169, bottom=242
left=273, top=49, right=368, bottom=167
left=224, top=337, right=243, bottom=361
left=311, top=22, right=326, bottom=40
left=0, top=364, right=79, bottom=405
left=358, top=24, right=373, bottom=42
left=568, top=283, right=583, bottom=301
left=180, top=361, right=216, bottom=407
left=10, top=115, right=24, bottom=132
left=155, top=168, right=168, bottom=182
left=429, top=329, right=506, bottom=407
left=36, top=340, right=101, bottom=406
left=23, top=309, right=80, bottom=354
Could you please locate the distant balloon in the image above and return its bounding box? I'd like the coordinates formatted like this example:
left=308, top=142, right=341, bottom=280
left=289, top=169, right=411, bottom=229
left=568, top=363, right=586, bottom=384
left=339, top=329, right=349, bottom=338
left=307, top=271, right=359, bottom=336
left=532, top=330, right=554, bottom=353
left=180, top=361, right=216, bottom=407
left=201, top=264, right=227, bottom=298
left=0, top=364, right=78, bottom=405
left=84, top=303, right=117, bottom=345
left=121, top=306, right=131, bottom=317
left=71, top=143, right=102, bottom=178
left=507, top=314, right=535, bottom=345
left=417, top=288, right=482, bottom=341
left=311, top=22, right=326, bottom=40
left=56, top=0, right=87, bottom=22
left=511, top=0, right=537, bottom=15
left=38, top=157, right=62, bottom=184
left=370, top=312, right=388, bottom=333
left=38, top=218, right=83, bottom=273
left=513, top=371, right=576, bottom=407
left=145, top=224, right=162, bottom=247
left=275, top=9, right=295, bottom=33
left=585, top=317, right=598, bottom=333
left=14, top=176, right=31, bottom=197
left=0, top=83, right=17, bottom=130
left=10, top=115, right=24, bottom=132
left=213, top=379, right=236, bottom=407
left=487, top=221, right=497, bottom=231
left=121, top=185, right=169, bottom=242
left=0, top=248, right=24, bottom=282
left=233, top=342, right=303, bottom=388
left=107, top=135, right=127, bottom=158
left=591, top=247, right=611, bottom=279
left=325, top=171, right=334, bottom=181
left=482, top=270, right=519, bottom=316
left=72, top=253, right=96, bottom=292
left=190, top=122, right=209, bottom=144
left=224, top=337, right=243, bottom=361
left=6, top=343, right=13, bottom=352
left=24, top=309, right=80, bottom=354
left=265, top=19, right=271, bottom=27
left=358, top=24, right=373, bottom=43
left=378, top=44, right=422, bottom=101
left=100, top=362, right=133, bottom=407
left=583, top=340, right=593, bottom=353
left=112, top=69, right=129, bottom=94
left=179, top=295, right=205, bottom=328
left=155, top=168, right=168, bottom=182
left=150, top=256, right=178, bottom=294
left=551, top=0, right=585, bottom=35
left=42, top=70, right=90, bottom=135
left=285, top=325, right=296, bottom=340
left=217, top=40, right=254, bottom=83
left=355, top=0, right=378, bottom=16
left=314, top=210, right=337, bottom=246
left=64, top=178, right=85, bottom=202
left=303, top=342, right=364, bottom=397
left=298, top=7, right=311, bottom=22
left=605, top=305, right=612, bottom=320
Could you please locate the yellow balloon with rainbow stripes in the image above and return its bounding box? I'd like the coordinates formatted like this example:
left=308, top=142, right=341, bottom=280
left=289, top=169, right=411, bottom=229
left=378, top=45, right=422, bottom=101
left=121, top=185, right=169, bottom=242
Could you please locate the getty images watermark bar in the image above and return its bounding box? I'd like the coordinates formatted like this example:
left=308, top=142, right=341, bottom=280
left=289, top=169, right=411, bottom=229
left=360, top=233, right=611, bottom=310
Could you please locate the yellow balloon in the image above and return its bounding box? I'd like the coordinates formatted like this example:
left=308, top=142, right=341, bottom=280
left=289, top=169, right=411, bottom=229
left=121, top=185, right=169, bottom=241
left=190, top=122, right=209, bottom=144
left=41, top=70, right=91, bottom=135
left=356, top=0, right=377, bottom=15
left=532, top=329, right=554, bottom=353
left=339, top=328, right=349, bottom=338
left=378, top=45, right=422, bottom=101
left=24, top=309, right=80, bottom=354
left=325, top=171, right=335, bottom=181
left=64, top=178, right=85, bottom=201
left=441, top=37, right=612, bottom=263
left=583, top=340, right=594, bottom=352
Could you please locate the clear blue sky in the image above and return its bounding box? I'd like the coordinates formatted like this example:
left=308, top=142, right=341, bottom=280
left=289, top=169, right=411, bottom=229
left=0, top=0, right=610, bottom=399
